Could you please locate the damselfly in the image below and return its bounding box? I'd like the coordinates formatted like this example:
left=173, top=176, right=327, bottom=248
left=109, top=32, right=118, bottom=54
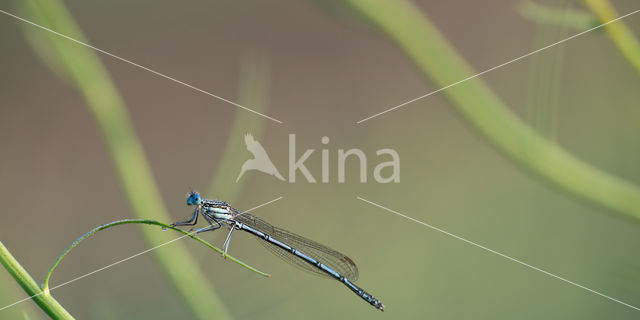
left=171, top=191, right=385, bottom=311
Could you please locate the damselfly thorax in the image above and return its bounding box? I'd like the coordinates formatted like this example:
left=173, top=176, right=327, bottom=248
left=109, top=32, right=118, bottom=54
left=201, top=200, right=235, bottom=221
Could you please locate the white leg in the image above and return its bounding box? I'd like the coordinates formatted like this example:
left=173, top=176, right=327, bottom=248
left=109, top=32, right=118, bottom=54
left=222, top=225, right=236, bottom=259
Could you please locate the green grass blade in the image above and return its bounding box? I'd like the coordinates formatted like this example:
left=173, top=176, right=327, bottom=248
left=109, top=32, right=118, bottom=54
left=518, top=1, right=599, bottom=30
left=16, top=1, right=233, bottom=318
left=207, top=54, right=271, bottom=202
left=0, top=265, right=39, bottom=320
left=43, top=219, right=270, bottom=292
left=345, top=0, right=640, bottom=221
left=582, top=0, right=640, bottom=75
left=0, top=241, right=74, bottom=320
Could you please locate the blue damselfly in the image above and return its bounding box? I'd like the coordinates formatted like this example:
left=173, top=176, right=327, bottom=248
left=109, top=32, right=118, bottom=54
left=171, top=191, right=385, bottom=311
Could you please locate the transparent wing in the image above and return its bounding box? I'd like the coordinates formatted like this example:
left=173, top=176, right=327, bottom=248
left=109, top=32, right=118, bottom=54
left=233, top=211, right=359, bottom=281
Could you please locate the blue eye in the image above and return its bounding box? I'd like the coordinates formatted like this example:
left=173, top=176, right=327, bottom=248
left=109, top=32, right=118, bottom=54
left=186, top=191, right=202, bottom=205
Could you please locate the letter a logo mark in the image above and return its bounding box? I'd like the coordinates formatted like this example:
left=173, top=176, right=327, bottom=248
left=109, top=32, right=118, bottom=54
left=236, top=133, right=285, bottom=182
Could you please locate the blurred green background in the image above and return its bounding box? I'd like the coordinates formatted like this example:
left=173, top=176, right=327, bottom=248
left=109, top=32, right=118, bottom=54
left=1, top=0, right=639, bottom=319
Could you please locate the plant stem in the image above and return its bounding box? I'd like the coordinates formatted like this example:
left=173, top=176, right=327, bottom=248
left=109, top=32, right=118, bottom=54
left=518, top=1, right=599, bottom=30
left=582, top=0, right=640, bottom=75
left=43, top=219, right=269, bottom=292
left=16, top=1, right=233, bottom=318
left=0, top=241, right=74, bottom=320
left=345, top=0, right=640, bottom=221
left=207, top=54, right=271, bottom=202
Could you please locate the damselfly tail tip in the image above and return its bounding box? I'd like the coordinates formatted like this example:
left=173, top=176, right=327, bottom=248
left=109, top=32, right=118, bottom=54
left=371, top=299, right=385, bottom=311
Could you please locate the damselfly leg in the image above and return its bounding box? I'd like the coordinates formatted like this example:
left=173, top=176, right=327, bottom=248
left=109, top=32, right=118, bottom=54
left=170, top=207, right=199, bottom=227
left=191, top=213, right=222, bottom=233
left=222, top=224, right=237, bottom=258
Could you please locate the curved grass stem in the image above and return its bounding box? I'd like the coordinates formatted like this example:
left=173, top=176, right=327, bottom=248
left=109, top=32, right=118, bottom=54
left=207, top=54, right=271, bottom=202
left=582, top=0, right=640, bottom=75
left=16, top=1, right=235, bottom=318
left=0, top=241, right=74, bottom=320
left=518, top=1, right=599, bottom=30
left=345, top=0, right=640, bottom=221
left=43, top=219, right=270, bottom=293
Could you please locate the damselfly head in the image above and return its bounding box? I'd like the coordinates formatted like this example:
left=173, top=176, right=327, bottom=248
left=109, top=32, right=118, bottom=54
left=186, top=191, right=203, bottom=206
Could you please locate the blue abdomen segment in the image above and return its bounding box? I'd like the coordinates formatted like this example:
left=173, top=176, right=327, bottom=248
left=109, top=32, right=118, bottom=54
left=239, top=223, right=385, bottom=311
left=341, top=277, right=385, bottom=311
